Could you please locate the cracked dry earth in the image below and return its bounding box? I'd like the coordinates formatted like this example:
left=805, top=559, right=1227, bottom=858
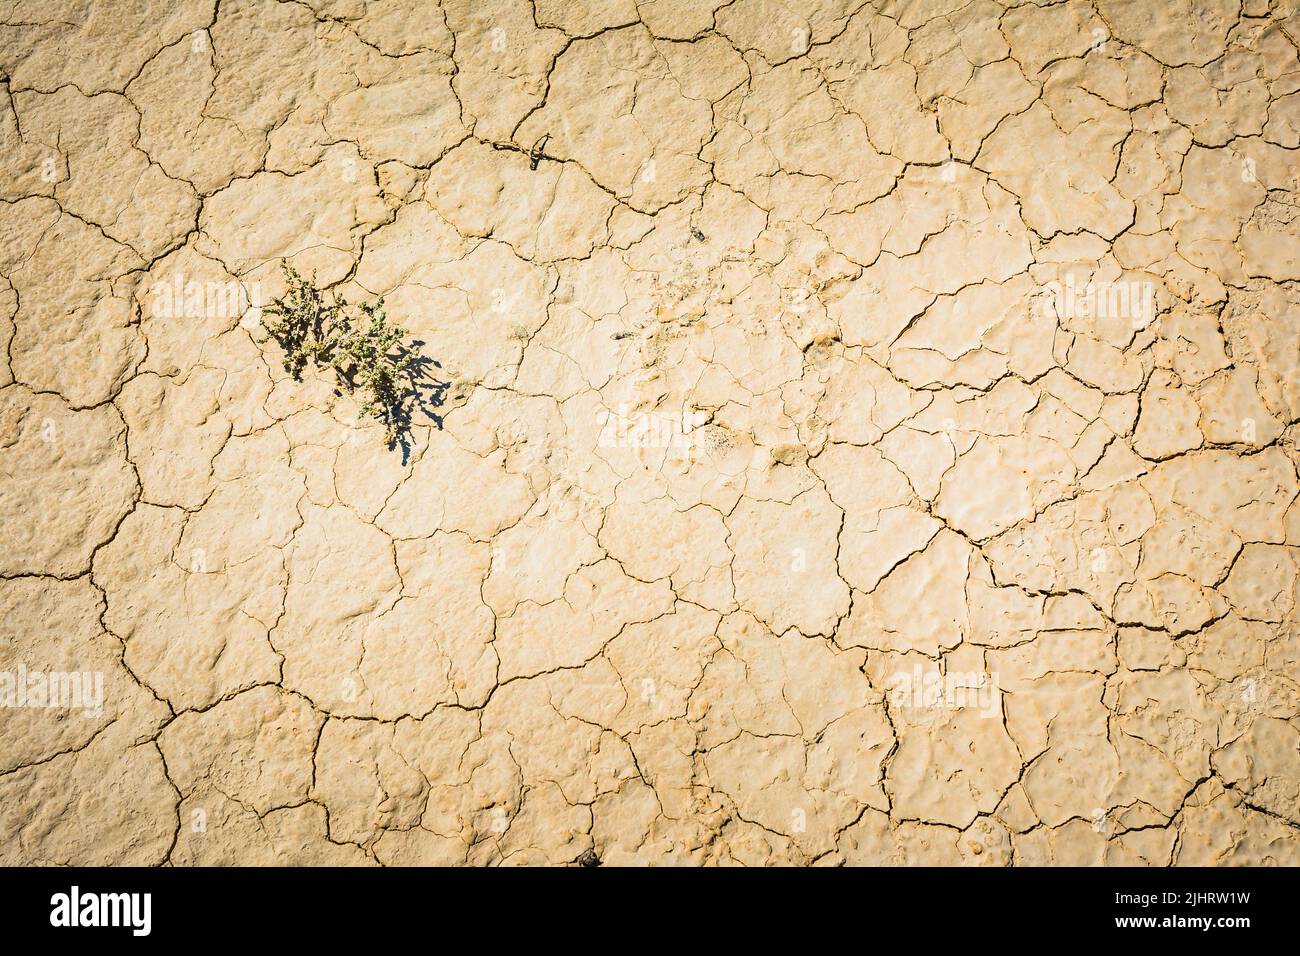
left=2, top=0, right=1300, bottom=869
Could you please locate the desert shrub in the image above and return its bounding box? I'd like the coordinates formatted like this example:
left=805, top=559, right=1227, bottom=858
left=260, top=264, right=428, bottom=447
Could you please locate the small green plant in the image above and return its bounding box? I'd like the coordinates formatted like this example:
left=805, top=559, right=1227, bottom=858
left=260, top=264, right=427, bottom=447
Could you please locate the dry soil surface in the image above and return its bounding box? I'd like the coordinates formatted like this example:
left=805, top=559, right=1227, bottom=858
left=2, top=0, right=1300, bottom=866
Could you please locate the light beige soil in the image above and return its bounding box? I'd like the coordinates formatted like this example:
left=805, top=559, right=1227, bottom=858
left=2, top=0, right=1299, bottom=865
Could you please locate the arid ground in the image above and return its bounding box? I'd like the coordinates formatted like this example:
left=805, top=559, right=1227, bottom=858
left=2, top=0, right=1299, bottom=866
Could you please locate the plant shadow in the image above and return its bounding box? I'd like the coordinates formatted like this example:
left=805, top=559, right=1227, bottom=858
left=388, top=341, right=449, bottom=464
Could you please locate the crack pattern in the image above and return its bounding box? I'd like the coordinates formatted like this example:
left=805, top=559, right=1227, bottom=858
left=1, top=0, right=1298, bottom=866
